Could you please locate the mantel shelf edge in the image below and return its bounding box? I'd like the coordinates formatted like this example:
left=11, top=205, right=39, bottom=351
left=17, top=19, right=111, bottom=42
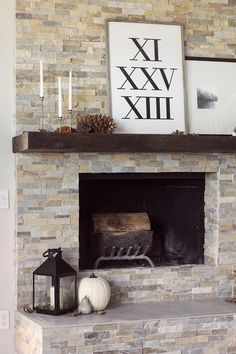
left=12, top=131, right=236, bottom=153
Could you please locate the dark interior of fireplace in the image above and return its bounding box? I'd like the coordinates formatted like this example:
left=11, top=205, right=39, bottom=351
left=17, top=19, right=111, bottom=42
left=79, top=172, right=205, bottom=270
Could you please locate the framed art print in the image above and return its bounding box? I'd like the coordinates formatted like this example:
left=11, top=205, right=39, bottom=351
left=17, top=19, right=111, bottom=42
left=107, top=20, right=186, bottom=134
left=185, top=57, right=236, bottom=135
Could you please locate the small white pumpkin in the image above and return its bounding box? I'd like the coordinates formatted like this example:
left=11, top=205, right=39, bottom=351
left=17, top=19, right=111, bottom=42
left=78, top=273, right=111, bottom=311
left=78, top=296, right=93, bottom=314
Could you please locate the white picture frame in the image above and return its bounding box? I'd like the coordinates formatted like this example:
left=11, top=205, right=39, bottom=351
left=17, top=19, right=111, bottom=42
left=107, top=20, right=186, bottom=134
left=185, top=57, right=236, bottom=135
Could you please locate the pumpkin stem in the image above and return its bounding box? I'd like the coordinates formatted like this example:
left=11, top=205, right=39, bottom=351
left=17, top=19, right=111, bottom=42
left=89, top=272, right=97, bottom=278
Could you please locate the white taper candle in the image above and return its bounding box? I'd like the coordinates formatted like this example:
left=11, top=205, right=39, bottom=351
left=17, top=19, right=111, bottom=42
left=68, top=70, right=72, bottom=111
left=49, top=286, right=63, bottom=309
left=58, top=77, right=62, bottom=118
left=40, top=60, right=44, bottom=98
left=50, top=286, right=55, bottom=308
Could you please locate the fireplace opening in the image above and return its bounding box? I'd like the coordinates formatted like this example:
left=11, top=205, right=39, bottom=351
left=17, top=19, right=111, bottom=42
left=79, top=173, right=205, bottom=270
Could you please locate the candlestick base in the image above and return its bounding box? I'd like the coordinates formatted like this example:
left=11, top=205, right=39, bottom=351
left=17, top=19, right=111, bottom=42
left=68, top=110, right=73, bottom=130
left=40, top=96, right=45, bottom=131
left=58, top=117, right=63, bottom=133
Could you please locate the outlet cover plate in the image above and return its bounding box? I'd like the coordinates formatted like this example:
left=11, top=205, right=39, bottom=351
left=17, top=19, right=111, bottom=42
left=0, top=310, right=9, bottom=329
left=0, top=189, right=9, bottom=209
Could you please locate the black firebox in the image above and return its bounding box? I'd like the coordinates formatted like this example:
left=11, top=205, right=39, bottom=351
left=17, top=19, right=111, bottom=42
left=79, top=172, right=205, bottom=270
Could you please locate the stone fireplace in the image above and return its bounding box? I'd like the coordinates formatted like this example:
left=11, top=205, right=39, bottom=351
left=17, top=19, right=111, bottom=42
left=16, top=150, right=234, bottom=308
left=13, top=0, right=236, bottom=351
left=15, top=148, right=236, bottom=353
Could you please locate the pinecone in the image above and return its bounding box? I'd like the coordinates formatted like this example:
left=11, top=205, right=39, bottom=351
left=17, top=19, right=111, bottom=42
left=76, top=114, right=117, bottom=134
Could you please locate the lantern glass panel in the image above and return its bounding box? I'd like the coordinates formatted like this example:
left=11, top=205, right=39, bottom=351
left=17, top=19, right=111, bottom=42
left=59, top=276, right=76, bottom=310
left=34, top=275, right=55, bottom=311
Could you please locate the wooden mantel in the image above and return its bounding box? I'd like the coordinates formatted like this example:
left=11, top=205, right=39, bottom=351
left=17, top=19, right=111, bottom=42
left=12, top=131, right=236, bottom=153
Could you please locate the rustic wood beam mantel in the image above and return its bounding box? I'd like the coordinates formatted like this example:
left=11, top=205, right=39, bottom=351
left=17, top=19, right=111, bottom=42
left=12, top=131, right=236, bottom=153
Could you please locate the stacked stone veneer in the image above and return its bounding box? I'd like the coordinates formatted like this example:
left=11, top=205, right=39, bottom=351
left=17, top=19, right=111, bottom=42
left=16, top=0, right=236, bottom=133
left=16, top=151, right=236, bottom=307
left=15, top=310, right=236, bottom=353
left=15, top=0, right=236, bottom=317
left=15, top=1, right=236, bottom=352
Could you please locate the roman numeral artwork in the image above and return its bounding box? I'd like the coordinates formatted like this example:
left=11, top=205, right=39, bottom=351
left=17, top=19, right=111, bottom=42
left=107, top=21, right=186, bottom=134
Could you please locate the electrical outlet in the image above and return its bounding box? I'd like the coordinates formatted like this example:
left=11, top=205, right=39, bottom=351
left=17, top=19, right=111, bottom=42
left=0, top=310, right=9, bottom=329
left=0, top=189, right=9, bottom=209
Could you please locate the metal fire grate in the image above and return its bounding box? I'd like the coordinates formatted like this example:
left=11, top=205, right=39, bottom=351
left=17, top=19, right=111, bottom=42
left=94, top=245, right=154, bottom=269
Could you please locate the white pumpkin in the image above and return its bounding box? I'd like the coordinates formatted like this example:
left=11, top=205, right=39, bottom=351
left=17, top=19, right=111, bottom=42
left=78, top=273, right=111, bottom=311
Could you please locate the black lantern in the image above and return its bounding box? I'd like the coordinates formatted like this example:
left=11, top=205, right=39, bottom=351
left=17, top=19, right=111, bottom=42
left=33, top=248, right=77, bottom=315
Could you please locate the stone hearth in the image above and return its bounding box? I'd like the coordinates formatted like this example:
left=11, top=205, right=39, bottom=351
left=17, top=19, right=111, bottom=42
left=16, top=298, right=236, bottom=353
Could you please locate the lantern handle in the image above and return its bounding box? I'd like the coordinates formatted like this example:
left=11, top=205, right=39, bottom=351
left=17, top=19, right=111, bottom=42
left=43, top=248, right=62, bottom=258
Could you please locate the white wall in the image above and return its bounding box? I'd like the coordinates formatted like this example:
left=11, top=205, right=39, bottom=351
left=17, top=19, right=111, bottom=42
left=0, top=0, right=15, bottom=352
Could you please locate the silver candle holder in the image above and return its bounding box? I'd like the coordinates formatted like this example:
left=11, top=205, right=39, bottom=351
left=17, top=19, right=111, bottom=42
left=40, top=96, right=45, bottom=131
left=58, top=116, right=63, bottom=132
left=68, top=109, right=73, bottom=130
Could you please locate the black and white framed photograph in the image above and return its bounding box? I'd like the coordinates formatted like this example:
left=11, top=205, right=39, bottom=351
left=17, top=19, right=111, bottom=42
left=185, top=57, right=236, bottom=134
left=107, top=20, right=186, bottom=134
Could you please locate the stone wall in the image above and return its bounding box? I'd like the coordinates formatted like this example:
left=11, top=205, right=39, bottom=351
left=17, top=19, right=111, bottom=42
left=15, top=314, right=42, bottom=354
left=16, top=0, right=236, bottom=133
left=16, top=153, right=80, bottom=306
left=15, top=0, right=236, bottom=308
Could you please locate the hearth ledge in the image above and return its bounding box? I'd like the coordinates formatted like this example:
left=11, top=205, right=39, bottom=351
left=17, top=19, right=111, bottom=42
left=15, top=299, right=236, bottom=354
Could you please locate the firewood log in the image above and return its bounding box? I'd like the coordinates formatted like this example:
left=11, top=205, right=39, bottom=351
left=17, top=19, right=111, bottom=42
left=92, top=213, right=153, bottom=256
left=92, top=212, right=151, bottom=233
